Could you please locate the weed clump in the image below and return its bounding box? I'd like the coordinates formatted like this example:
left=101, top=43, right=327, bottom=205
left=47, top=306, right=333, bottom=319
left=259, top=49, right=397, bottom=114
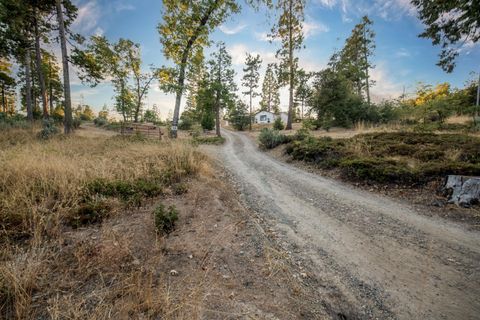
left=258, top=128, right=290, bottom=149
left=38, top=119, right=59, bottom=140
left=154, top=204, right=178, bottom=235
left=86, top=178, right=163, bottom=203
left=193, top=136, right=226, bottom=145
left=68, top=200, right=112, bottom=228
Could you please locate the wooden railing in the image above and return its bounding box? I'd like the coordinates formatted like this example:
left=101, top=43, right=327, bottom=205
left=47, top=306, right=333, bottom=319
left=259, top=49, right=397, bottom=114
left=121, top=123, right=164, bottom=140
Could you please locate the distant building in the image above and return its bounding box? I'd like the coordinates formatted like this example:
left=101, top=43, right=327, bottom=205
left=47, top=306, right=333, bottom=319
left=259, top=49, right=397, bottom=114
left=254, top=111, right=289, bottom=125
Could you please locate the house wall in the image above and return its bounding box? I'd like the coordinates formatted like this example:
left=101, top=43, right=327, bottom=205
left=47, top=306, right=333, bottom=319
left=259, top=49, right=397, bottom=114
left=254, top=111, right=275, bottom=124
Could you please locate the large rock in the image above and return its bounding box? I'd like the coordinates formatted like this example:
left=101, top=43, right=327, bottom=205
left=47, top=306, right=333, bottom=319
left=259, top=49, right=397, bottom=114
left=444, top=175, right=480, bottom=207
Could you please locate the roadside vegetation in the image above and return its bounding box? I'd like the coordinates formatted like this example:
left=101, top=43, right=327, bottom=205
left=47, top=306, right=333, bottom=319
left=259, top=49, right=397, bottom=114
left=0, top=127, right=205, bottom=318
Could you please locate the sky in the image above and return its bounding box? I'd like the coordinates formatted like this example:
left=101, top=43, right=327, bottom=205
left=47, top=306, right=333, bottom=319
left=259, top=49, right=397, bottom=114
left=68, top=0, right=480, bottom=119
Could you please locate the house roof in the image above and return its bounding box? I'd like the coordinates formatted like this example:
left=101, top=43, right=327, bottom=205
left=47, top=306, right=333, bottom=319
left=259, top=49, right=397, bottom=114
left=254, top=111, right=275, bottom=116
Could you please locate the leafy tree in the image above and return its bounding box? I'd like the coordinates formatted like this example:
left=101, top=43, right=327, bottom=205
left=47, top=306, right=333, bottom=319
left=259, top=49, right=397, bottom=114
left=143, top=109, right=159, bottom=123
left=338, top=16, right=375, bottom=104
left=271, top=0, right=305, bottom=130
left=98, top=105, right=109, bottom=119
left=273, top=117, right=284, bottom=130
left=196, top=78, right=216, bottom=130
left=310, top=67, right=367, bottom=128
left=158, top=0, right=240, bottom=138
left=0, top=58, right=16, bottom=114
left=228, top=99, right=250, bottom=131
left=242, top=53, right=262, bottom=130
left=260, top=63, right=280, bottom=113
left=207, top=42, right=237, bottom=137
left=412, top=0, right=480, bottom=73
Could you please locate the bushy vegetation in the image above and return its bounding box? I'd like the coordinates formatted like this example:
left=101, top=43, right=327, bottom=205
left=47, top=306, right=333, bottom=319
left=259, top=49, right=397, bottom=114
left=258, top=128, right=291, bottom=149
left=37, top=118, right=60, bottom=139
left=285, top=132, right=480, bottom=185
left=193, top=135, right=226, bottom=145
left=154, top=204, right=179, bottom=235
left=273, top=117, right=284, bottom=130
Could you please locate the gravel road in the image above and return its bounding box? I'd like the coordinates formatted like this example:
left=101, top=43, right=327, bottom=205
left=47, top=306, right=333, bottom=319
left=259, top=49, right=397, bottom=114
left=216, top=129, right=480, bottom=320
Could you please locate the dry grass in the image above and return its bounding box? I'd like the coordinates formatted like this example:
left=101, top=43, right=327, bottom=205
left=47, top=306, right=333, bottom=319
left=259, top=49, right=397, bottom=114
left=0, top=127, right=208, bottom=319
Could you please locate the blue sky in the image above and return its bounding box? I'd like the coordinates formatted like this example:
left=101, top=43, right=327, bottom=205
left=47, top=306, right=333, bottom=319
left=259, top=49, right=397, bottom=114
left=69, top=0, right=480, bottom=119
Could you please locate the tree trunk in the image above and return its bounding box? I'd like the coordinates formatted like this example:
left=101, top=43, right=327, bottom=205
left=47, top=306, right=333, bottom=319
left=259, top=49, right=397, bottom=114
left=1, top=83, right=5, bottom=113
left=24, top=50, right=33, bottom=121
left=171, top=61, right=186, bottom=138
left=49, top=61, right=54, bottom=113
left=363, top=26, right=371, bottom=105
left=135, top=77, right=141, bottom=123
left=249, top=93, right=252, bottom=131
left=215, top=99, right=221, bottom=137
left=286, top=0, right=294, bottom=130
left=34, top=12, right=49, bottom=119
left=475, top=72, right=480, bottom=125
left=56, top=0, right=73, bottom=133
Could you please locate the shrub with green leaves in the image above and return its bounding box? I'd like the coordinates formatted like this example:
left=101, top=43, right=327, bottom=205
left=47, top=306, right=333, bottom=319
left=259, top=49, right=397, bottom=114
left=193, top=136, right=225, bottom=145
left=273, top=117, right=284, bottom=130
left=258, top=128, right=290, bottom=149
left=38, top=119, right=60, bottom=139
left=154, top=204, right=178, bottom=235
left=94, top=117, right=108, bottom=127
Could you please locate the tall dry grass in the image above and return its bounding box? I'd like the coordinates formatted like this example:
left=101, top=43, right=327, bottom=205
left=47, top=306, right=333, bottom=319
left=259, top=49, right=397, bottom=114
left=0, top=128, right=207, bottom=319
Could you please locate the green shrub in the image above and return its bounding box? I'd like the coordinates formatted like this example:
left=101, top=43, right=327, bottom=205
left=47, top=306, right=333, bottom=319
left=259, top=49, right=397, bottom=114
left=86, top=178, right=163, bottom=202
left=201, top=111, right=215, bottom=131
left=273, top=117, right=284, bottom=130
left=73, top=117, right=82, bottom=129
left=38, top=119, right=60, bottom=139
left=154, top=204, right=178, bottom=235
left=258, top=128, right=290, bottom=149
left=293, top=128, right=311, bottom=141
left=339, top=158, right=415, bottom=184
left=172, top=182, right=188, bottom=195
left=193, top=136, right=225, bottom=145
left=68, top=200, right=111, bottom=228
left=94, top=117, right=108, bottom=127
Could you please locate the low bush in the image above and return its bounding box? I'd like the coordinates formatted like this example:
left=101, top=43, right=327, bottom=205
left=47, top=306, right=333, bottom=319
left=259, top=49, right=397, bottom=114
left=273, top=117, right=284, bottom=130
left=68, top=200, right=112, bottom=228
left=38, top=119, right=60, bottom=139
left=86, top=178, right=163, bottom=203
left=258, top=128, right=290, bottom=149
left=154, top=204, right=178, bottom=235
left=172, top=182, right=188, bottom=195
left=93, top=117, right=108, bottom=127
left=193, top=136, right=225, bottom=145
left=284, top=132, right=480, bottom=185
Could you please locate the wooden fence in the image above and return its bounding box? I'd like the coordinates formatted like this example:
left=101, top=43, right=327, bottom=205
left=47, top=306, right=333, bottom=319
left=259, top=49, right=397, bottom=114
left=120, top=123, right=164, bottom=140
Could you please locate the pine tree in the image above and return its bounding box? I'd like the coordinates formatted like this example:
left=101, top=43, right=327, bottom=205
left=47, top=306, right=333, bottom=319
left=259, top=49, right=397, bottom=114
left=242, top=53, right=262, bottom=130
left=207, top=42, right=237, bottom=137
left=271, top=0, right=305, bottom=130
left=260, top=63, right=280, bottom=113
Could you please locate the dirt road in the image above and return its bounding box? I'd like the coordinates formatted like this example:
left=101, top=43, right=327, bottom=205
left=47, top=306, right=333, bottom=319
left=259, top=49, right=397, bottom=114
left=216, top=130, right=480, bottom=320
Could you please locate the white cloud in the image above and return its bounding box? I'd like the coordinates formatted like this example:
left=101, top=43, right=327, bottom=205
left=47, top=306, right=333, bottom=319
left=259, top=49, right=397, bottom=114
left=395, top=48, right=411, bottom=58
left=219, top=23, right=247, bottom=35
left=316, top=0, right=417, bottom=22
left=114, top=2, right=135, bottom=12
left=72, top=1, right=101, bottom=34
left=227, top=43, right=277, bottom=65
left=370, top=62, right=404, bottom=100
left=303, top=20, right=330, bottom=38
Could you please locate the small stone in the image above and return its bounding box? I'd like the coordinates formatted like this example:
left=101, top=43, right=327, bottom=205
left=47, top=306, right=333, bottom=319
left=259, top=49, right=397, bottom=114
left=132, top=259, right=140, bottom=266
left=300, top=272, right=308, bottom=279
left=188, top=254, right=193, bottom=259
left=170, top=269, right=178, bottom=276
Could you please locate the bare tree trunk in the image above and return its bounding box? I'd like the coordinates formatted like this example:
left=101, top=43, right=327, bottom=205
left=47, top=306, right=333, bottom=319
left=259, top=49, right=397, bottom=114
left=475, top=72, right=479, bottom=124
left=249, top=93, right=252, bottom=131
left=24, top=50, right=33, bottom=121
left=34, top=12, right=49, bottom=119
left=1, top=83, right=5, bottom=113
left=215, top=98, right=221, bottom=137
left=286, top=0, right=294, bottom=130
left=56, top=0, right=73, bottom=133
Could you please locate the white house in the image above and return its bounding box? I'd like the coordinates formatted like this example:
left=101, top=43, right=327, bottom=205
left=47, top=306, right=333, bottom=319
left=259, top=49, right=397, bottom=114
left=254, top=111, right=289, bottom=125
left=254, top=111, right=276, bottom=124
